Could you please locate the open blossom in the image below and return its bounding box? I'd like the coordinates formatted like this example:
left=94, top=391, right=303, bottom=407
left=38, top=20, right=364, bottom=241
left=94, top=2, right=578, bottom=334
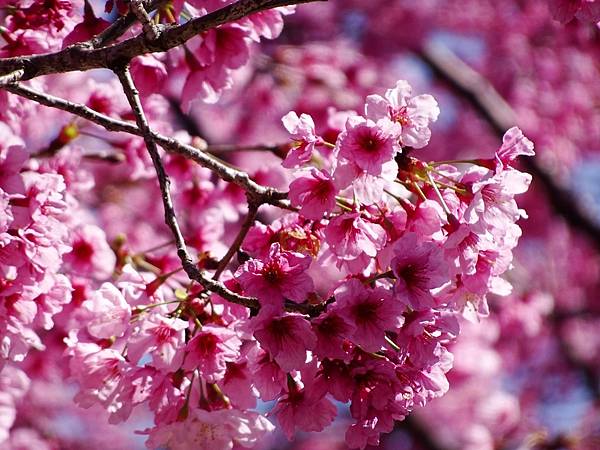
left=312, top=310, right=356, bottom=360
left=466, top=170, right=532, bottom=231
left=183, top=325, right=242, bottom=382
left=332, top=279, right=404, bottom=352
left=81, top=283, right=131, bottom=339
left=365, top=79, right=440, bottom=149
left=235, top=243, right=314, bottom=306
left=346, top=359, right=405, bottom=448
left=249, top=346, right=287, bottom=401
left=337, top=116, right=401, bottom=175
left=127, top=314, right=188, bottom=371
left=281, top=111, right=323, bottom=168
left=324, top=212, right=387, bottom=264
left=144, top=408, right=274, bottom=450
left=63, top=224, right=116, bottom=280
left=288, top=168, right=338, bottom=220
left=273, top=362, right=337, bottom=438
left=221, top=358, right=259, bottom=409
left=494, top=127, right=535, bottom=171
left=391, top=233, right=448, bottom=311
left=252, top=307, right=317, bottom=372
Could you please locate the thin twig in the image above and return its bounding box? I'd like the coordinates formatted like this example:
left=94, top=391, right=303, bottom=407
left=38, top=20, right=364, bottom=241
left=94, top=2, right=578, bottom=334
left=91, top=0, right=163, bottom=48
left=213, top=200, right=259, bottom=280
left=4, top=83, right=287, bottom=206
left=116, top=63, right=263, bottom=310
left=129, top=0, right=160, bottom=40
left=0, top=69, right=23, bottom=86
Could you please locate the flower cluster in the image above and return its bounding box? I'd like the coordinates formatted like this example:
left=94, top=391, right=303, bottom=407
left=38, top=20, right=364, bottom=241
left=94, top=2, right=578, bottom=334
left=0, top=124, right=73, bottom=370
left=0, top=0, right=549, bottom=447
left=12, top=79, right=532, bottom=450
left=228, top=81, right=532, bottom=448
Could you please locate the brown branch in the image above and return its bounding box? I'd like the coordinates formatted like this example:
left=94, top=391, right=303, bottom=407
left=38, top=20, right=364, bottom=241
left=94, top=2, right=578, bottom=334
left=5, top=81, right=320, bottom=314
left=0, top=69, right=24, bottom=86
left=129, top=0, right=160, bottom=41
left=0, top=0, right=326, bottom=80
left=213, top=200, right=259, bottom=280
left=116, top=63, right=263, bottom=310
left=418, top=41, right=600, bottom=252
left=90, top=0, right=163, bottom=48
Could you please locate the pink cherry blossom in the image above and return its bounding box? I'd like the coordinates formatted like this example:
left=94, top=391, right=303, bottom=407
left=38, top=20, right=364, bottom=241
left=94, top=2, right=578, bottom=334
left=235, top=243, right=314, bottom=306
left=273, top=362, right=337, bottom=439
left=337, top=116, right=401, bottom=175
left=365, top=79, right=440, bottom=149
left=249, top=346, right=287, bottom=401
left=391, top=233, right=448, bottom=311
left=183, top=325, right=241, bottom=382
left=144, top=408, right=274, bottom=450
left=332, top=279, right=404, bottom=352
left=81, top=283, right=131, bottom=339
left=252, top=307, right=317, bottom=372
left=63, top=224, right=116, bottom=280
left=312, top=310, right=356, bottom=360
left=288, top=168, right=338, bottom=220
left=127, top=314, right=188, bottom=371
left=324, top=212, right=387, bottom=271
left=281, top=111, right=323, bottom=168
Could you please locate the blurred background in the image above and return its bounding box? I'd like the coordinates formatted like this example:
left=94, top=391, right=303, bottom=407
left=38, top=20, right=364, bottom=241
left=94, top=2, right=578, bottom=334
left=2, top=1, right=600, bottom=449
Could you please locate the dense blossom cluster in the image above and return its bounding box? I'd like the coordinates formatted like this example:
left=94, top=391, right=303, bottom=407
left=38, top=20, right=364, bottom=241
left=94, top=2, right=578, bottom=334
left=0, top=69, right=533, bottom=450
left=0, top=0, right=597, bottom=449
left=549, top=0, right=600, bottom=24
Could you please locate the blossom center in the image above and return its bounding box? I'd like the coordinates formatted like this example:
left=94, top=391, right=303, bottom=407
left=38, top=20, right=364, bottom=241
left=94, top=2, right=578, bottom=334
left=262, top=262, right=283, bottom=283
left=72, top=239, right=94, bottom=262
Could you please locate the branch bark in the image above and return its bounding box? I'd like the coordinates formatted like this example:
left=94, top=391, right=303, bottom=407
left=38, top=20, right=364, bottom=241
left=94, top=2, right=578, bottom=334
left=213, top=200, right=260, bottom=280
left=4, top=83, right=287, bottom=206
left=116, top=63, right=263, bottom=310
left=90, top=0, right=163, bottom=48
left=129, top=0, right=161, bottom=41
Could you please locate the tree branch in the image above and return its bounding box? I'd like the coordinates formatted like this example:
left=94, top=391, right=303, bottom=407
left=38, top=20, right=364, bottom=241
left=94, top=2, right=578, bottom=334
left=129, top=0, right=160, bottom=41
left=418, top=41, right=600, bottom=251
left=213, top=200, right=260, bottom=280
left=0, top=0, right=326, bottom=80
left=115, top=63, right=263, bottom=310
left=0, top=69, right=24, bottom=86
left=91, top=0, right=163, bottom=48
left=4, top=83, right=287, bottom=206
left=5, top=82, right=321, bottom=314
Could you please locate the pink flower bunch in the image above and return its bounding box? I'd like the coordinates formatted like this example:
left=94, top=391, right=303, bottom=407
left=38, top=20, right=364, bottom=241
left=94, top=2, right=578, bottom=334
left=0, top=63, right=533, bottom=449
left=0, top=0, right=82, bottom=56
left=227, top=81, right=533, bottom=448
left=173, top=2, right=295, bottom=107
left=0, top=126, right=73, bottom=367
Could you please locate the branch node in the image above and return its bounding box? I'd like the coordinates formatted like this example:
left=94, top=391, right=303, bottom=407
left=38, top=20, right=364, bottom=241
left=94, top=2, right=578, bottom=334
left=130, top=0, right=161, bottom=41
